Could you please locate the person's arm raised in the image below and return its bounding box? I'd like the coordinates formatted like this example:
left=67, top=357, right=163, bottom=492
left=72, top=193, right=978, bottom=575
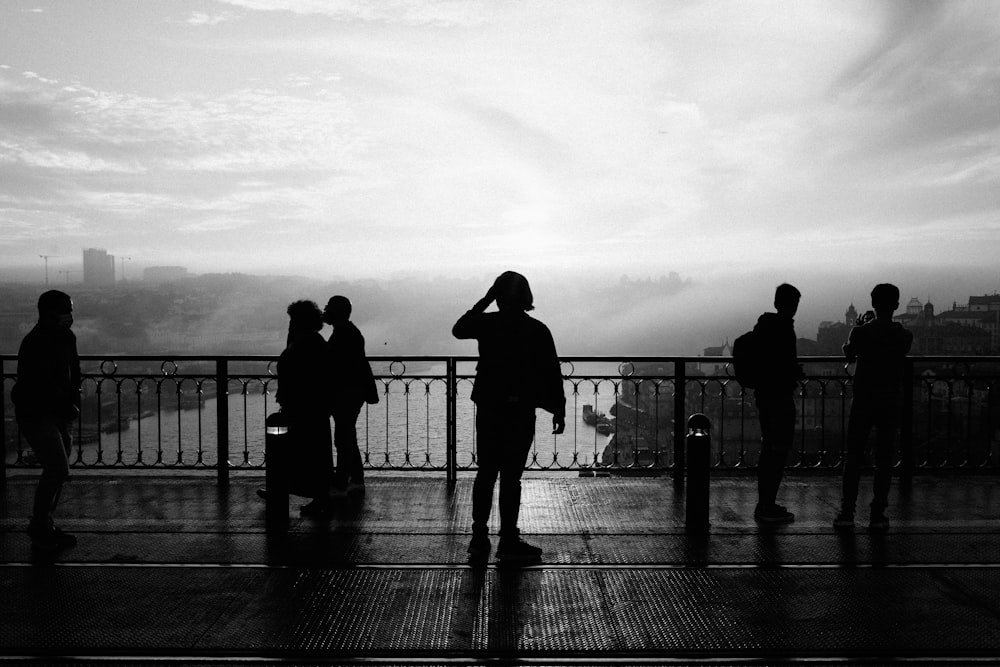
left=452, top=288, right=497, bottom=339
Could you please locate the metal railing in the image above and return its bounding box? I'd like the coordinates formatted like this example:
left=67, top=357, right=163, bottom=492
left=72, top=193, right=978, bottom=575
left=2, top=355, right=999, bottom=482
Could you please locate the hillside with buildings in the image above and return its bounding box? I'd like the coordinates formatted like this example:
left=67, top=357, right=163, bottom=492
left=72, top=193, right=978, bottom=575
left=703, top=293, right=1000, bottom=361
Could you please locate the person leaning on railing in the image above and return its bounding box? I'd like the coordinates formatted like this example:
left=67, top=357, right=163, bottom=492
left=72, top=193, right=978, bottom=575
left=453, top=271, right=566, bottom=565
left=11, top=290, right=81, bottom=552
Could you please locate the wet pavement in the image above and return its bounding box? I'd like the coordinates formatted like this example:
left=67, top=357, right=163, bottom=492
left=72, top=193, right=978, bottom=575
left=2, top=472, right=999, bottom=664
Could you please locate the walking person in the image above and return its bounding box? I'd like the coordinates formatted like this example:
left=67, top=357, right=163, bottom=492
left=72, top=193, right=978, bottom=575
left=12, top=290, right=81, bottom=551
left=453, top=271, right=566, bottom=564
left=323, top=295, right=379, bottom=495
left=834, top=284, right=913, bottom=532
left=277, top=300, right=335, bottom=517
left=752, top=283, right=804, bottom=524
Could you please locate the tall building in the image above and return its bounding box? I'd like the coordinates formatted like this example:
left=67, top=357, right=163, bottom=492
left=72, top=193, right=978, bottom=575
left=83, top=248, right=116, bottom=286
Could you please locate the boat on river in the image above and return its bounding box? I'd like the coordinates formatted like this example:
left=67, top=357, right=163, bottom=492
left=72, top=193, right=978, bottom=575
left=582, top=404, right=614, bottom=434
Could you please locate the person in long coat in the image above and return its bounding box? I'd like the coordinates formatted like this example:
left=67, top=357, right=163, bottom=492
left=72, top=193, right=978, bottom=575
left=276, top=300, right=335, bottom=516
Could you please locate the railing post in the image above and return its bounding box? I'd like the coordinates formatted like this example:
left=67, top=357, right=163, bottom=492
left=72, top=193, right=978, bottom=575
left=216, top=358, right=230, bottom=487
left=673, top=360, right=687, bottom=482
left=900, top=357, right=915, bottom=481
left=1, top=360, right=7, bottom=492
left=446, top=356, right=457, bottom=486
left=685, top=413, right=711, bottom=533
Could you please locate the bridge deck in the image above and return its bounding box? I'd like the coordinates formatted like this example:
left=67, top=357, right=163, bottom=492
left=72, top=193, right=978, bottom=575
left=2, top=472, right=999, bottom=664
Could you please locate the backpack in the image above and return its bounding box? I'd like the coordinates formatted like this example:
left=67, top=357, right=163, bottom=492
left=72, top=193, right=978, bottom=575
left=731, top=329, right=762, bottom=389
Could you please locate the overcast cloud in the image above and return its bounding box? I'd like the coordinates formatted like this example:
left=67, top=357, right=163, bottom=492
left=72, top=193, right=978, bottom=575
left=0, top=1, right=997, bottom=299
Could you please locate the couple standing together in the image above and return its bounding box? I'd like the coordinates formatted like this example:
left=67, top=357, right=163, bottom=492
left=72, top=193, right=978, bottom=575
left=274, top=295, right=379, bottom=516
left=278, top=272, right=565, bottom=564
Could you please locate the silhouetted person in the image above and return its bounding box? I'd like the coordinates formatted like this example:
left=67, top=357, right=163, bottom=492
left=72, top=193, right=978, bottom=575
left=752, top=283, right=804, bottom=524
left=277, top=300, right=335, bottom=516
left=323, top=295, right=379, bottom=494
left=453, top=271, right=566, bottom=564
left=834, top=283, right=913, bottom=532
left=12, top=290, right=81, bottom=551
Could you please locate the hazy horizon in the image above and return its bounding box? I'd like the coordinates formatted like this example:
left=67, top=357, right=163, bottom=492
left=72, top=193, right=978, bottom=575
left=3, top=263, right=998, bottom=358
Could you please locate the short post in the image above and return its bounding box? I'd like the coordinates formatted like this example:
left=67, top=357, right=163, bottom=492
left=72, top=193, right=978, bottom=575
left=264, top=412, right=289, bottom=533
left=685, top=413, right=711, bottom=534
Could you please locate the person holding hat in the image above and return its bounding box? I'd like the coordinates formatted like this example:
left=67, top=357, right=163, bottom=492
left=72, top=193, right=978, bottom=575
left=453, top=271, right=566, bottom=564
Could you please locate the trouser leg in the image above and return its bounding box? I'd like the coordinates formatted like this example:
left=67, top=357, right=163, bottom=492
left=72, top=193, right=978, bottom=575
left=871, top=408, right=899, bottom=514
left=756, top=394, right=794, bottom=507
left=841, top=401, right=872, bottom=515
left=497, top=409, right=535, bottom=540
left=333, top=403, right=363, bottom=485
left=472, top=408, right=501, bottom=536
left=472, top=405, right=535, bottom=538
left=24, top=420, right=71, bottom=525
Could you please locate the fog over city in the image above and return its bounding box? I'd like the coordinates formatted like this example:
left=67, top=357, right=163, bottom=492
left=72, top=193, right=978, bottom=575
left=1, top=1, right=998, bottom=355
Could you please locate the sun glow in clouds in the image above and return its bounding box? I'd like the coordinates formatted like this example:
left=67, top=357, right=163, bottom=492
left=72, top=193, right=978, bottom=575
left=0, top=1, right=996, bottom=283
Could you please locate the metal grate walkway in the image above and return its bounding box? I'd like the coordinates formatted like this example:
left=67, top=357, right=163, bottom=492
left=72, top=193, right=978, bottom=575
left=2, top=474, right=1000, bottom=664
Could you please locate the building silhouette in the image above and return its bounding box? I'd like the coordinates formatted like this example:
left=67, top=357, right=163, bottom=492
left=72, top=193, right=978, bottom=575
left=816, top=304, right=858, bottom=355
left=924, top=295, right=1000, bottom=353
left=812, top=296, right=999, bottom=356
left=83, top=248, right=116, bottom=286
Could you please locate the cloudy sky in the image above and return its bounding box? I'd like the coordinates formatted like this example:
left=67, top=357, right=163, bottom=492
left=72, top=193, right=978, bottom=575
left=1, top=0, right=998, bottom=290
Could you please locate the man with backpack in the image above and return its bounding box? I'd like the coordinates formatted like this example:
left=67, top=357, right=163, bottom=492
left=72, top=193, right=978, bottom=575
left=748, top=283, right=804, bottom=524
left=834, top=284, right=912, bottom=532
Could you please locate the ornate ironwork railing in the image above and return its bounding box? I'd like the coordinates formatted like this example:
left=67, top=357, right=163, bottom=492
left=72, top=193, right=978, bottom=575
left=2, top=355, right=999, bottom=482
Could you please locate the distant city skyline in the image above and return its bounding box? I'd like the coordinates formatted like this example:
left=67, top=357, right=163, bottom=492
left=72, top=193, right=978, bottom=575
left=3, top=260, right=1000, bottom=358
left=1, top=1, right=997, bottom=288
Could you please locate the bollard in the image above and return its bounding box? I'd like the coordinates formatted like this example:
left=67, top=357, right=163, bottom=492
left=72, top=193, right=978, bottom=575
left=264, top=412, right=290, bottom=533
left=685, top=413, right=711, bottom=534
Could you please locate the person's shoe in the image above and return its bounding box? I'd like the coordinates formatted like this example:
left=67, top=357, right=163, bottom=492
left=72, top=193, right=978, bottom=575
left=832, top=511, right=855, bottom=530
left=255, top=488, right=268, bottom=500
left=868, top=513, right=889, bottom=532
left=468, top=533, right=491, bottom=561
left=497, top=537, right=543, bottom=564
left=27, top=522, right=59, bottom=551
left=299, top=500, right=333, bottom=517
left=330, top=483, right=349, bottom=498
left=347, top=481, right=366, bottom=495
left=27, top=519, right=75, bottom=551
left=754, top=503, right=795, bottom=524
left=51, top=525, right=77, bottom=548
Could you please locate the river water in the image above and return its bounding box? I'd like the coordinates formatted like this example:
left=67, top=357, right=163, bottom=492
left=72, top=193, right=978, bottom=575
left=79, top=378, right=624, bottom=470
